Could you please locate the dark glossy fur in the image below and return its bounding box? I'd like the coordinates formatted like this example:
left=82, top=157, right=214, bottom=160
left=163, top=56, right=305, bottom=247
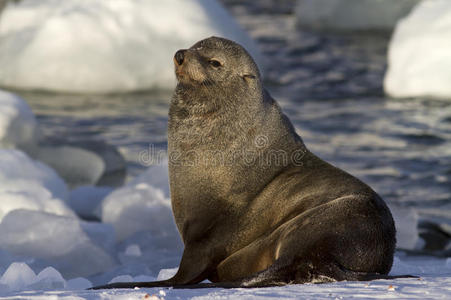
left=91, top=37, right=397, bottom=290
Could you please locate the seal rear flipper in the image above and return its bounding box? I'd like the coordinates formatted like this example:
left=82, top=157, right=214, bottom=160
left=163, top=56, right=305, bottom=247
left=88, top=279, right=175, bottom=290
left=327, top=262, right=419, bottom=282
left=344, top=272, right=419, bottom=281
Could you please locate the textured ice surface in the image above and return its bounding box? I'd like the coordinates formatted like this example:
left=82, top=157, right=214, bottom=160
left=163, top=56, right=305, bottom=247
left=33, top=146, right=105, bottom=187
left=69, top=185, right=113, bottom=220
left=0, top=263, right=66, bottom=292
left=0, top=149, right=71, bottom=221
left=0, top=0, right=263, bottom=93
left=101, top=164, right=177, bottom=241
left=0, top=89, right=36, bottom=148
left=389, top=205, right=420, bottom=250
left=157, top=268, right=178, bottom=281
left=0, top=262, right=36, bottom=292
left=66, top=277, right=92, bottom=290
left=0, top=210, right=115, bottom=278
left=295, top=0, right=419, bottom=32
left=384, top=0, right=451, bottom=99
left=128, top=159, right=170, bottom=198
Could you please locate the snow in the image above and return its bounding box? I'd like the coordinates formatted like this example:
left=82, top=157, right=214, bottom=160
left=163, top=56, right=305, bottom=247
left=1, top=255, right=451, bottom=299
left=295, top=0, right=420, bottom=32
left=0, top=0, right=263, bottom=93
left=384, top=0, right=451, bottom=99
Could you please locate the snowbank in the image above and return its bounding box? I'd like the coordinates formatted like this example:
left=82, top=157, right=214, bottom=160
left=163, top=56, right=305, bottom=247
left=0, top=0, right=263, bottom=93
left=384, top=0, right=451, bottom=99
left=295, top=0, right=419, bottom=32
left=0, top=90, right=36, bottom=149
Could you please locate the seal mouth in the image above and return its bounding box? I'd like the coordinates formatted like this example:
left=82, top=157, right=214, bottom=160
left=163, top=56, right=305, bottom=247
left=174, top=65, right=191, bottom=83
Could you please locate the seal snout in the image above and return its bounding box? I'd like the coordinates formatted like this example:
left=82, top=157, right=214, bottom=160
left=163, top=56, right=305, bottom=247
left=174, top=50, right=186, bottom=66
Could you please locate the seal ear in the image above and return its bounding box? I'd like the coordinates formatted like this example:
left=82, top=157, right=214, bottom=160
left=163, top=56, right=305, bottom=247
left=241, top=74, right=256, bottom=83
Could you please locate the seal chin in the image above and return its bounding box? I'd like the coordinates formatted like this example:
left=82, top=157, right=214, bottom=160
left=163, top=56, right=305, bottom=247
left=174, top=65, right=190, bottom=84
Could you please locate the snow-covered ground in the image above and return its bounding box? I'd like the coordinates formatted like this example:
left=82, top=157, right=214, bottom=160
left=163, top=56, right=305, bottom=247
left=295, top=0, right=419, bottom=32
left=0, top=0, right=263, bottom=93
left=1, top=256, right=451, bottom=299
left=384, top=0, right=451, bottom=99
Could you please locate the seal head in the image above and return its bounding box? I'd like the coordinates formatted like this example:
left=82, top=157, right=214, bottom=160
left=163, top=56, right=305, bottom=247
left=173, top=37, right=259, bottom=87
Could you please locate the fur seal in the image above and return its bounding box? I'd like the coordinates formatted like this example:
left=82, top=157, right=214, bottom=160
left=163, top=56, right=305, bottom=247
left=92, top=36, right=401, bottom=289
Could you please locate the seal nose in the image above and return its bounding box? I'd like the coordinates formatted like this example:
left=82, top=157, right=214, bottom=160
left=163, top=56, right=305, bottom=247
left=174, top=50, right=186, bottom=66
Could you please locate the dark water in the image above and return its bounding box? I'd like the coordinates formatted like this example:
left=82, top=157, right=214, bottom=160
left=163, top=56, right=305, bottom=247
left=15, top=0, right=451, bottom=250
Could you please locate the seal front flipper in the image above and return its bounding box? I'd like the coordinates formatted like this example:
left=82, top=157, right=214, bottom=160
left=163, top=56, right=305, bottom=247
left=89, top=246, right=213, bottom=289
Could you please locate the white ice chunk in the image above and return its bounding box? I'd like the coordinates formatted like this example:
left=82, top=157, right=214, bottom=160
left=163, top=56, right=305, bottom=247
left=390, top=256, right=424, bottom=275
left=389, top=205, right=419, bottom=250
left=157, top=268, right=178, bottom=281
left=133, top=275, right=156, bottom=282
left=0, top=210, right=116, bottom=278
left=0, top=262, right=36, bottom=292
left=69, top=185, right=113, bottom=220
left=0, top=0, right=263, bottom=93
left=33, top=146, right=105, bottom=188
left=0, top=149, right=68, bottom=201
left=128, top=159, right=169, bottom=197
left=446, top=257, right=451, bottom=268
left=0, top=90, right=37, bottom=149
left=109, top=275, right=134, bottom=284
left=384, top=0, right=451, bottom=99
left=0, top=149, right=72, bottom=222
left=0, top=182, right=75, bottom=222
left=66, top=277, right=92, bottom=290
left=295, top=0, right=419, bottom=32
left=79, top=220, right=116, bottom=256
left=28, top=266, right=66, bottom=290
left=125, top=244, right=142, bottom=257
left=101, top=181, right=177, bottom=241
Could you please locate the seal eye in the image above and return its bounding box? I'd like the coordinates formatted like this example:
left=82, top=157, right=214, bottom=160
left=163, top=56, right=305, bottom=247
left=209, top=59, right=222, bottom=68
